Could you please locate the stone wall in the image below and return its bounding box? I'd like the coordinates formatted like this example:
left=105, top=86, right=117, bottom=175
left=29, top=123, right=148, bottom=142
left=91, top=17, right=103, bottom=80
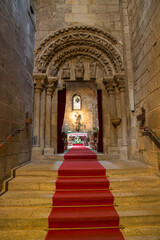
left=35, top=0, right=122, bottom=48
left=127, top=0, right=160, bottom=169
left=0, top=0, right=35, bottom=190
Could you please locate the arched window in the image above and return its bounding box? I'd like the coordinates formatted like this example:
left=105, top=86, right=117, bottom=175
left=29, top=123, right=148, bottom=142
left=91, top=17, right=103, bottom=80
left=72, top=95, right=81, bottom=110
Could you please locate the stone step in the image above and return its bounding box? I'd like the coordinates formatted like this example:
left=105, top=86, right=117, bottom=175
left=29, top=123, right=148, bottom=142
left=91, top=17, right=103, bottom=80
left=114, top=189, right=160, bottom=205
left=1, top=187, right=160, bottom=208
left=122, top=225, right=160, bottom=237
left=15, top=161, right=62, bottom=178
left=1, top=188, right=160, bottom=207
left=99, top=160, right=153, bottom=177
left=0, top=230, right=47, bottom=240
left=118, top=204, right=160, bottom=226
left=0, top=229, right=160, bottom=240
left=16, top=169, right=58, bottom=178
left=8, top=177, right=56, bottom=191
left=110, top=176, right=160, bottom=190
left=125, top=236, right=160, bottom=240
left=0, top=206, right=50, bottom=229
left=97, top=154, right=120, bottom=160
left=0, top=191, right=53, bottom=207
left=14, top=160, right=153, bottom=179
left=8, top=175, right=160, bottom=192
left=106, top=167, right=153, bottom=178
left=0, top=205, right=160, bottom=230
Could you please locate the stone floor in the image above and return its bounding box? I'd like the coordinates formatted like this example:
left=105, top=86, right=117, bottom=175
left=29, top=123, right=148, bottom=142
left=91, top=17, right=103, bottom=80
left=0, top=158, right=160, bottom=239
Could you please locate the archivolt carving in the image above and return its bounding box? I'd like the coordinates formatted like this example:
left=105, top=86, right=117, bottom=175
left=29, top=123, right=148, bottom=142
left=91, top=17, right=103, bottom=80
left=34, top=26, right=124, bottom=76
left=35, top=26, right=122, bottom=54
left=44, top=40, right=122, bottom=73
left=47, top=47, right=112, bottom=76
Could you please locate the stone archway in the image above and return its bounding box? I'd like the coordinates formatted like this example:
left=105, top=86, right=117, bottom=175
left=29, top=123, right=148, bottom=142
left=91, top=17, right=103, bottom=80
left=32, top=26, right=128, bottom=159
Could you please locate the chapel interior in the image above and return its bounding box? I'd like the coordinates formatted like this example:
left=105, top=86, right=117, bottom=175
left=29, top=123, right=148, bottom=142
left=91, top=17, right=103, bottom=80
left=0, top=0, right=160, bottom=239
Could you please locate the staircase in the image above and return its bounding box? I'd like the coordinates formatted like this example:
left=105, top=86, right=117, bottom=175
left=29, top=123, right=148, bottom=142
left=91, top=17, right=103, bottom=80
left=0, top=159, right=160, bottom=239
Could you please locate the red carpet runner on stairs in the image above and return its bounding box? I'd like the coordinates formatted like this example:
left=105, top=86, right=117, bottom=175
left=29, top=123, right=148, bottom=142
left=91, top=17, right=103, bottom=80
left=45, top=145, right=125, bottom=240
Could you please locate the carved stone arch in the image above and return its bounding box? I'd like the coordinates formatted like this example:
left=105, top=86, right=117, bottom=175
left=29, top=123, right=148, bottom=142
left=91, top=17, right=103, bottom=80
left=45, top=40, right=122, bottom=73
left=34, top=26, right=124, bottom=76
left=47, top=47, right=112, bottom=76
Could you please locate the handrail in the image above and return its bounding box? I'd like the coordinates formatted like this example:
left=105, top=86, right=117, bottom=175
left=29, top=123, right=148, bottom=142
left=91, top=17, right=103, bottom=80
left=140, top=126, right=160, bottom=146
left=0, top=128, right=24, bottom=149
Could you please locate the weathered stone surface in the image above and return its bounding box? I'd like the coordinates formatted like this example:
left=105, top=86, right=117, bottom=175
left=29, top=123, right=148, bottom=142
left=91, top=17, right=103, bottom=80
left=0, top=0, right=35, bottom=190
left=35, top=0, right=122, bottom=48
left=127, top=0, right=160, bottom=168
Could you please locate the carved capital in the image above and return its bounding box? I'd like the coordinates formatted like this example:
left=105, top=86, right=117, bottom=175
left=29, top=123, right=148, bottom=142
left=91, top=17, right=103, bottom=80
left=114, top=73, right=125, bottom=92
left=103, top=77, right=115, bottom=95
left=46, top=77, right=58, bottom=95
left=33, top=73, right=47, bottom=94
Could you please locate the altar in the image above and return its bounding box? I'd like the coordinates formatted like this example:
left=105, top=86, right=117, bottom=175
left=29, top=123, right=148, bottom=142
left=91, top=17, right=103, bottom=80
left=67, top=133, right=89, bottom=146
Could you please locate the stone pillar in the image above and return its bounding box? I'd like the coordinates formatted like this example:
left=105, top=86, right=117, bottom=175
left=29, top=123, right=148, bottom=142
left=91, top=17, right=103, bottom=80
left=44, top=77, right=58, bottom=155
left=115, top=73, right=128, bottom=159
left=32, top=73, right=47, bottom=160
left=103, top=77, right=118, bottom=153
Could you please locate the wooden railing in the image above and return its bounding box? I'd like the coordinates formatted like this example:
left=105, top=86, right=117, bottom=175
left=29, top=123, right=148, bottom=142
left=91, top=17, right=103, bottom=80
left=0, top=128, right=23, bottom=149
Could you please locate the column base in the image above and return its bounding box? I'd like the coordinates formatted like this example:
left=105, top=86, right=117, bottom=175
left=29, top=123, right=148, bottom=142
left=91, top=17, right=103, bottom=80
left=44, top=146, right=55, bottom=155
left=120, top=145, right=128, bottom=160
left=31, top=146, right=42, bottom=161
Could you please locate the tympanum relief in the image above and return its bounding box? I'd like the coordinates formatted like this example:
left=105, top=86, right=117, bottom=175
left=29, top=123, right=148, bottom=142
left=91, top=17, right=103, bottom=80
left=58, top=56, right=102, bottom=83
left=61, top=62, right=71, bottom=80
left=75, top=56, right=85, bottom=80
left=90, top=59, right=97, bottom=80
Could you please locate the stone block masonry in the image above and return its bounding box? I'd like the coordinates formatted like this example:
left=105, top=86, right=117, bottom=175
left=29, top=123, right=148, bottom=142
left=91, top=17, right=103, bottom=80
left=35, top=0, right=122, bottom=48
left=127, top=0, right=160, bottom=169
left=0, top=0, right=35, bottom=191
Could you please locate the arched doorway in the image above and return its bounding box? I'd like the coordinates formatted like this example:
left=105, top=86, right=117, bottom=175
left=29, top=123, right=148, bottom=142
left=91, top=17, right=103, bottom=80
left=32, top=26, right=128, bottom=159
left=60, top=80, right=101, bottom=153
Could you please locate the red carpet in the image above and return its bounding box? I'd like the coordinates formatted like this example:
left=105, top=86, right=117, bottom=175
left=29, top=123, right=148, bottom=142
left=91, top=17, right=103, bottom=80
left=45, top=146, right=125, bottom=240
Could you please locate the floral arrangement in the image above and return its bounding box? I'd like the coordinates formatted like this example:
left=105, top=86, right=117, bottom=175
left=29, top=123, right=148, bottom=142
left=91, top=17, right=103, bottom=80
left=73, top=136, right=82, bottom=144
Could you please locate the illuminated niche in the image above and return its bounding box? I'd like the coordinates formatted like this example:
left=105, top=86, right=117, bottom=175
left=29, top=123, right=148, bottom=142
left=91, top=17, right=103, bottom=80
left=72, top=95, right=81, bottom=110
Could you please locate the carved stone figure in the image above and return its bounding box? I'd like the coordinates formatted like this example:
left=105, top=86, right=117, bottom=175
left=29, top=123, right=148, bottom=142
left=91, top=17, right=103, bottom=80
left=75, top=56, right=84, bottom=80
left=90, top=59, right=97, bottom=79
left=75, top=113, right=82, bottom=132
left=61, top=62, right=71, bottom=79
left=49, top=61, right=58, bottom=77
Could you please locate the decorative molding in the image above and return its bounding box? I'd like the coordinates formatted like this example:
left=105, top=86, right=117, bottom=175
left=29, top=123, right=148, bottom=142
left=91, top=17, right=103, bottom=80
left=114, top=73, right=125, bottom=92
left=35, top=26, right=121, bottom=55
left=46, top=77, right=58, bottom=95
left=103, top=77, right=115, bottom=95
left=33, top=73, right=47, bottom=94
left=34, top=26, right=124, bottom=76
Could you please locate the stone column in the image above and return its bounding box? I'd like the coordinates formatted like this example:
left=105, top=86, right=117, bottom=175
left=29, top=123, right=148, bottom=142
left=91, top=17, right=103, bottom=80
left=33, top=73, right=47, bottom=146
left=103, top=77, right=118, bottom=153
left=32, top=73, right=47, bottom=160
left=115, top=73, right=128, bottom=159
left=44, top=77, right=58, bottom=155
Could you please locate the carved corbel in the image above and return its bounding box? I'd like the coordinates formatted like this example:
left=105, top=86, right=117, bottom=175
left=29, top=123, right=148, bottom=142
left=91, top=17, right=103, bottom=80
left=46, top=77, right=58, bottom=95
left=33, top=73, right=47, bottom=94
left=114, top=73, right=125, bottom=93
left=103, top=76, right=115, bottom=95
